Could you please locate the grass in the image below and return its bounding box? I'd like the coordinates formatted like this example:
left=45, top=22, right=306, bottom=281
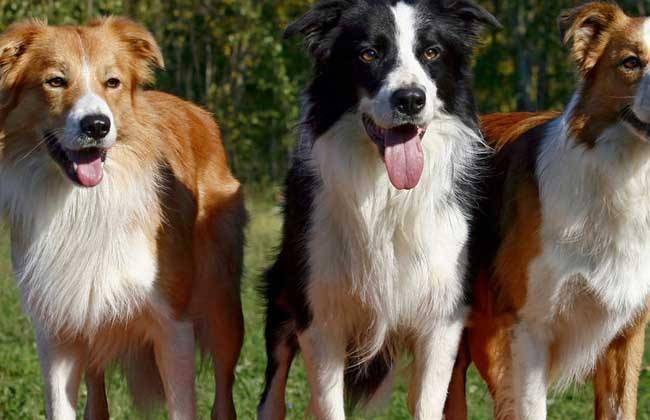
left=0, top=194, right=649, bottom=419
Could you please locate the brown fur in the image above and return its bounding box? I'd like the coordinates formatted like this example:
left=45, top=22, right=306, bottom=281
left=594, top=305, right=649, bottom=420
left=449, top=116, right=649, bottom=420
left=444, top=112, right=551, bottom=420
left=447, top=111, right=650, bottom=420
left=481, top=112, right=560, bottom=151
left=0, top=18, right=245, bottom=419
left=560, top=3, right=650, bottom=146
left=445, top=4, right=650, bottom=419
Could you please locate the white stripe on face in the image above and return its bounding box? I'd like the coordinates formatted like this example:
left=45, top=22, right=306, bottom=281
left=632, top=19, right=650, bottom=122
left=359, top=2, right=439, bottom=128
left=392, top=2, right=430, bottom=88
left=643, top=18, right=650, bottom=52
left=63, top=59, right=117, bottom=150
left=82, top=60, right=92, bottom=91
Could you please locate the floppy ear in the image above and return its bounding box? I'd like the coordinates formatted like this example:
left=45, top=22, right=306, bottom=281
left=443, top=0, right=501, bottom=30
left=0, top=20, right=45, bottom=89
left=559, top=2, right=626, bottom=74
left=284, top=0, right=354, bottom=62
left=94, top=17, right=164, bottom=86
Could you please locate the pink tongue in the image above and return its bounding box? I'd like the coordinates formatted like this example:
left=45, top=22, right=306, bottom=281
left=75, top=157, right=104, bottom=187
left=384, top=126, right=424, bottom=190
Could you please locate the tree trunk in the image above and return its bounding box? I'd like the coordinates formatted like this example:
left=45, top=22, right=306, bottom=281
left=638, top=0, right=646, bottom=15
left=205, top=42, right=213, bottom=104
left=123, top=0, right=133, bottom=17
left=536, top=44, right=548, bottom=110
left=513, top=0, right=533, bottom=111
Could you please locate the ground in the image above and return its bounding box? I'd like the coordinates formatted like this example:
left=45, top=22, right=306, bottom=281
left=0, top=195, right=648, bottom=419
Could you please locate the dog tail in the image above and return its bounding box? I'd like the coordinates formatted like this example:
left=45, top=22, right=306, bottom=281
left=122, top=346, right=165, bottom=413
left=345, top=347, right=395, bottom=410
left=481, top=111, right=559, bottom=151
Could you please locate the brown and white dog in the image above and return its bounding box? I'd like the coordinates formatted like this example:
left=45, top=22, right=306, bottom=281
left=0, top=18, right=246, bottom=420
left=445, top=3, right=650, bottom=420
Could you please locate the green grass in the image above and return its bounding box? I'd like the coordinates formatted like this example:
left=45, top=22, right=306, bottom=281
left=0, top=196, right=649, bottom=419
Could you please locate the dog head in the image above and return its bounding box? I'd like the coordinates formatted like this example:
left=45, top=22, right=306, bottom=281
left=560, top=2, right=650, bottom=145
left=286, top=0, right=498, bottom=189
left=0, top=17, right=163, bottom=187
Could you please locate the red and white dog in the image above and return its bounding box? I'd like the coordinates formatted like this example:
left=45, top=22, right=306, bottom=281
left=0, top=18, right=246, bottom=419
left=446, top=3, right=650, bottom=420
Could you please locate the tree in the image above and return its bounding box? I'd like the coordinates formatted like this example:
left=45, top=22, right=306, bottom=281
left=1, top=0, right=649, bottom=184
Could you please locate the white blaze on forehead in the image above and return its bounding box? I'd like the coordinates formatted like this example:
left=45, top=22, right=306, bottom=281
left=392, top=3, right=418, bottom=75
left=78, top=59, right=108, bottom=113
left=82, top=60, right=92, bottom=91
left=631, top=18, right=650, bottom=123
left=358, top=2, right=439, bottom=128
left=643, top=18, right=650, bottom=49
left=390, top=3, right=433, bottom=90
left=62, top=44, right=117, bottom=150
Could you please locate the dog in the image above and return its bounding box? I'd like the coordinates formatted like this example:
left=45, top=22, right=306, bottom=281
left=257, top=1, right=499, bottom=419
left=444, top=3, right=650, bottom=420
left=0, top=18, right=246, bottom=420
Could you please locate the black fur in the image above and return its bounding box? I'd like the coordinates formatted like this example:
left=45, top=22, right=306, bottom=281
left=468, top=120, right=552, bottom=285
left=259, top=0, right=498, bottom=412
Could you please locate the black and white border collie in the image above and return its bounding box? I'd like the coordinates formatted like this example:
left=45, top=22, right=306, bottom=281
left=259, top=1, right=498, bottom=419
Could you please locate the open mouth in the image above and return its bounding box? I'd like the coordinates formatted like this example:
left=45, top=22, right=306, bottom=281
left=362, top=114, right=426, bottom=190
left=621, top=107, right=650, bottom=140
left=45, top=133, right=108, bottom=188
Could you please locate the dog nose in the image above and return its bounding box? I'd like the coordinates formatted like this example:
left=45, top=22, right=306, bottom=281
left=391, top=88, right=426, bottom=116
left=80, top=114, right=111, bottom=140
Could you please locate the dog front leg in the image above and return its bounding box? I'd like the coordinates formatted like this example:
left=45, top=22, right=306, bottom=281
left=408, top=312, right=465, bottom=420
left=511, top=321, right=549, bottom=420
left=593, top=307, right=649, bottom=420
left=84, top=369, right=109, bottom=420
left=298, top=323, right=347, bottom=420
left=35, top=326, right=86, bottom=420
left=153, top=319, right=196, bottom=420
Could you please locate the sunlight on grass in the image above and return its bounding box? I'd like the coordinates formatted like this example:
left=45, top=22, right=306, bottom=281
left=0, top=195, right=648, bottom=419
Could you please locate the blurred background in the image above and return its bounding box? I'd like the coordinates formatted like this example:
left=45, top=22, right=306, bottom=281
left=0, top=0, right=644, bottom=187
left=0, top=1, right=648, bottom=419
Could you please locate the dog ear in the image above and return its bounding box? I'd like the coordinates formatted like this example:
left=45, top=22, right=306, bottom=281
left=443, top=0, right=501, bottom=31
left=559, top=2, right=626, bottom=74
left=284, top=0, right=354, bottom=62
left=95, top=17, right=164, bottom=86
left=0, top=20, right=45, bottom=89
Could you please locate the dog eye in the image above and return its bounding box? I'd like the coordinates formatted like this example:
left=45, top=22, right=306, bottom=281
left=45, top=77, right=67, bottom=88
left=360, top=48, right=379, bottom=64
left=621, top=56, right=643, bottom=70
left=106, top=78, right=121, bottom=89
left=423, top=47, right=440, bottom=62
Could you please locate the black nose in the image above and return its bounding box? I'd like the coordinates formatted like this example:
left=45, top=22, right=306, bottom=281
left=391, top=88, right=426, bottom=117
left=80, top=114, right=111, bottom=140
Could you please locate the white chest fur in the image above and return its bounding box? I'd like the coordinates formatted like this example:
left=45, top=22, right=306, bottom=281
left=528, top=119, right=650, bottom=385
left=0, top=155, right=161, bottom=337
left=304, top=114, right=476, bottom=355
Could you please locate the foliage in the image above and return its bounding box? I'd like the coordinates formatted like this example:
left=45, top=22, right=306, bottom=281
left=474, top=0, right=650, bottom=112
left=1, top=0, right=649, bottom=184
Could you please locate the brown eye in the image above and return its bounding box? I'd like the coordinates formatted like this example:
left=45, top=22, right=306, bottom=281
left=423, top=47, right=440, bottom=62
left=622, top=56, right=643, bottom=70
left=360, top=48, right=379, bottom=63
left=45, top=77, right=67, bottom=88
left=106, top=78, right=121, bottom=89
